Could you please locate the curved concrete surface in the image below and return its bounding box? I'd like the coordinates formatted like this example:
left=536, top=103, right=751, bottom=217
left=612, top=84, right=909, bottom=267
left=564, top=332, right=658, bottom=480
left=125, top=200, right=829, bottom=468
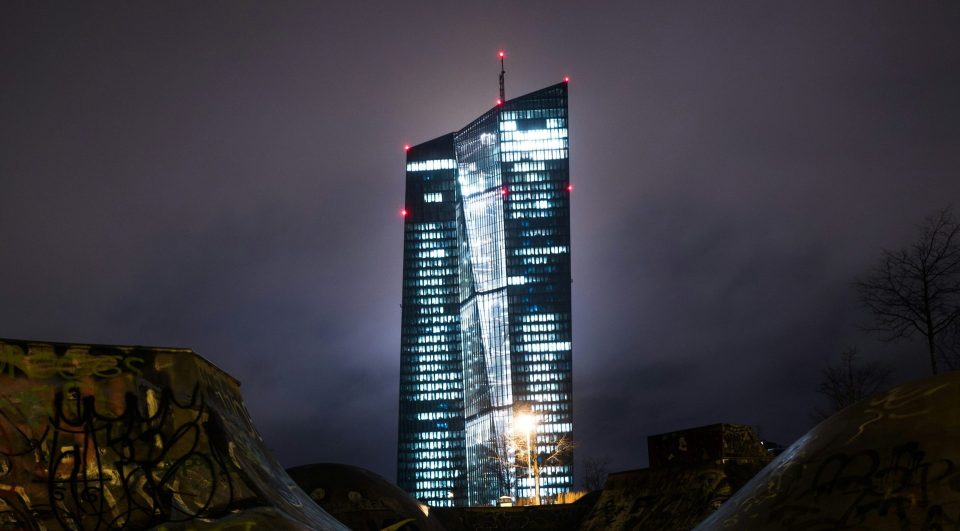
left=0, top=338, right=348, bottom=530
left=695, top=370, right=960, bottom=530
left=288, top=463, right=447, bottom=531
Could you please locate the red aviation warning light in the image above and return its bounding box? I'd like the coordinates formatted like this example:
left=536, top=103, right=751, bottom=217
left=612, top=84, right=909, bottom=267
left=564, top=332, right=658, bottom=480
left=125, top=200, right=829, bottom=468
left=567, top=184, right=574, bottom=192
left=401, top=208, right=408, bottom=217
left=501, top=186, right=509, bottom=196
left=496, top=99, right=502, bottom=106
left=403, top=144, right=411, bottom=152
left=498, top=50, right=505, bottom=58
left=564, top=76, right=570, bottom=83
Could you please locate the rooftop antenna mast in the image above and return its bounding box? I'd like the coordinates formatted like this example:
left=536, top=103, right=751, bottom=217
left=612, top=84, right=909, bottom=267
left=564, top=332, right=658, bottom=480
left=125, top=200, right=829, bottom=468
left=498, top=50, right=506, bottom=104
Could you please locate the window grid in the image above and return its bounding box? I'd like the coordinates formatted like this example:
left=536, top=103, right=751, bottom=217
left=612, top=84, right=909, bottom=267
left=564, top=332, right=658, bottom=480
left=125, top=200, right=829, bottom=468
left=399, top=83, right=573, bottom=507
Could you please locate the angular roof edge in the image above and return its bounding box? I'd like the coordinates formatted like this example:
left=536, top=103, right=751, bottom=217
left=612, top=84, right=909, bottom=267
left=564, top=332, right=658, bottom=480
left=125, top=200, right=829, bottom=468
left=407, top=132, right=456, bottom=155
left=0, top=336, right=241, bottom=387
left=507, top=81, right=568, bottom=103
left=409, top=81, right=568, bottom=147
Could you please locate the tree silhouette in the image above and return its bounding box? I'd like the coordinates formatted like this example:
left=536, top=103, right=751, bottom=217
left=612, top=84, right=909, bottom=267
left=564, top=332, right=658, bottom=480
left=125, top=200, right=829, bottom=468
left=582, top=456, right=609, bottom=492
left=814, top=347, right=891, bottom=420
left=481, top=433, right=517, bottom=498
left=855, top=208, right=960, bottom=374
left=484, top=427, right=575, bottom=504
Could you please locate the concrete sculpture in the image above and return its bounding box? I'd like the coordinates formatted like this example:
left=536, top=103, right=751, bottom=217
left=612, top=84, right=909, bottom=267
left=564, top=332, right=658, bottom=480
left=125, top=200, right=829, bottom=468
left=696, top=370, right=960, bottom=530
left=0, top=338, right=348, bottom=530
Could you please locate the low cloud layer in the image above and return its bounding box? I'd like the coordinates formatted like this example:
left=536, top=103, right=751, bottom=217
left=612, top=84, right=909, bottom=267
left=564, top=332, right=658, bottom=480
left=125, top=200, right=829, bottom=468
left=2, top=1, right=958, bottom=480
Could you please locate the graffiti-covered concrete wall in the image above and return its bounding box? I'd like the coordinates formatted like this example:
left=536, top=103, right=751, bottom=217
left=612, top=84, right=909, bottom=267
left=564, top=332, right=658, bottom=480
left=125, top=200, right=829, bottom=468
left=576, top=461, right=768, bottom=531
left=288, top=463, right=448, bottom=531
left=0, top=338, right=348, bottom=530
left=695, top=370, right=960, bottom=530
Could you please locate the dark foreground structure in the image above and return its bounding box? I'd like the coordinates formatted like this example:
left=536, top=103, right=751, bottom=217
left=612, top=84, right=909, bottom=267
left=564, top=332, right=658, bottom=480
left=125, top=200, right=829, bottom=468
left=0, top=338, right=346, bottom=530
left=288, top=463, right=446, bottom=531
left=577, top=424, right=774, bottom=530
left=696, top=369, right=960, bottom=530
left=398, top=81, right=575, bottom=507
left=3, top=335, right=958, bottom=530
left=430, top=371, right=960, bottom=530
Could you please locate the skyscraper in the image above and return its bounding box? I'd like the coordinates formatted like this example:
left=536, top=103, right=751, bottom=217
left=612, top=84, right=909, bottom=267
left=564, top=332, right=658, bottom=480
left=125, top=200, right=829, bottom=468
left=398, top=78, right=572, bottom=507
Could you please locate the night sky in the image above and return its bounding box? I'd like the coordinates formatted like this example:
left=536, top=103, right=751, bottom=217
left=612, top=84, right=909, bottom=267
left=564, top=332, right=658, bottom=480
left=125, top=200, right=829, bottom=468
left=3, top=2, right=959, bottom=484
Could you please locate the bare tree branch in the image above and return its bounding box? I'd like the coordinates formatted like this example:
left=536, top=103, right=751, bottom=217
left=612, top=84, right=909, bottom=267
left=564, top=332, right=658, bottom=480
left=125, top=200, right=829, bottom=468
left=582, top=456, right=609, bottom=492
left=813, top=347, right=892, bottom=420
left=481, top=425, right=575, bottom=503
left=854, top=207, right=960, bottom=374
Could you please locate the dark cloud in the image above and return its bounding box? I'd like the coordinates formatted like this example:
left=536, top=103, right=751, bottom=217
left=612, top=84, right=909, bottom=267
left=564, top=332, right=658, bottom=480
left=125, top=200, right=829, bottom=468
left=1, top=1, right=958, bottom=480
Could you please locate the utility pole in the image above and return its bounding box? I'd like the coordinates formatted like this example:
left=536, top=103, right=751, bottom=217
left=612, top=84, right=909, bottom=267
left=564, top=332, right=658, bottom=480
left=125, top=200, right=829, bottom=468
left=533, top=444, right=541, bottom=505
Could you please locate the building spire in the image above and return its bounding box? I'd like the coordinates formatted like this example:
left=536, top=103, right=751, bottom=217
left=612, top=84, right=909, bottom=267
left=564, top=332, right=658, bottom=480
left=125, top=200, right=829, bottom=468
left=498, top=50, right=506, bottom=104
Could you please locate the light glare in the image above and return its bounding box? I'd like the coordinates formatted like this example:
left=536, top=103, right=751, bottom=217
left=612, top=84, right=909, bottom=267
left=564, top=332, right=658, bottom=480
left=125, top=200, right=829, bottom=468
left=514, top=413, right=538, bottom=435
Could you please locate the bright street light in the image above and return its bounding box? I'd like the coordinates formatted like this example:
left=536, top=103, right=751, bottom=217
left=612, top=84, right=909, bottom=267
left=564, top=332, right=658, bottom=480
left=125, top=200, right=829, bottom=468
left=513, top=412, right=541, bottom=505
left=514, top=413, right=537, bottom=435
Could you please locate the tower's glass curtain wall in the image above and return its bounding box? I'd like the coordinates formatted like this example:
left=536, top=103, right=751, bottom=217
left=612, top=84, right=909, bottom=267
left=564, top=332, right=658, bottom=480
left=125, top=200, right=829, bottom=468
left=398, top=83, right=572, bottom=507
left=398, top=134, right=467, bottom=507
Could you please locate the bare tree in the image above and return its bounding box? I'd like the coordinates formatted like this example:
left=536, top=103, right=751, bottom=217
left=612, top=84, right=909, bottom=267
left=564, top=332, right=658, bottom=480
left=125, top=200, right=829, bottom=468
left=481, top=433, right=517, bottom=498
left=814, top=347, right=891, bottom=420
left=582, top=456, right=609, bottom=492
left=525, top=434, right=575, bottom=504
left=855, top=208, right=960, bottom=374
left=490, top=426, right=575, bottom=505
left=539, top=434, right=576, bottom=469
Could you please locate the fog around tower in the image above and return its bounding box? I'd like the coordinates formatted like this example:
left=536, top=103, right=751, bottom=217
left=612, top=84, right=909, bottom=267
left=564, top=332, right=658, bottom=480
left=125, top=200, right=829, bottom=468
left=1, top=1, right=959, bottom=481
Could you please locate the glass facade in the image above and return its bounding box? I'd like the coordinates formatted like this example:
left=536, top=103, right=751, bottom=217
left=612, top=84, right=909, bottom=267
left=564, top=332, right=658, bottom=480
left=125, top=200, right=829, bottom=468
left=397, top=133, right=467, bottom=507
left=398, top=83, right=572, bottom=506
